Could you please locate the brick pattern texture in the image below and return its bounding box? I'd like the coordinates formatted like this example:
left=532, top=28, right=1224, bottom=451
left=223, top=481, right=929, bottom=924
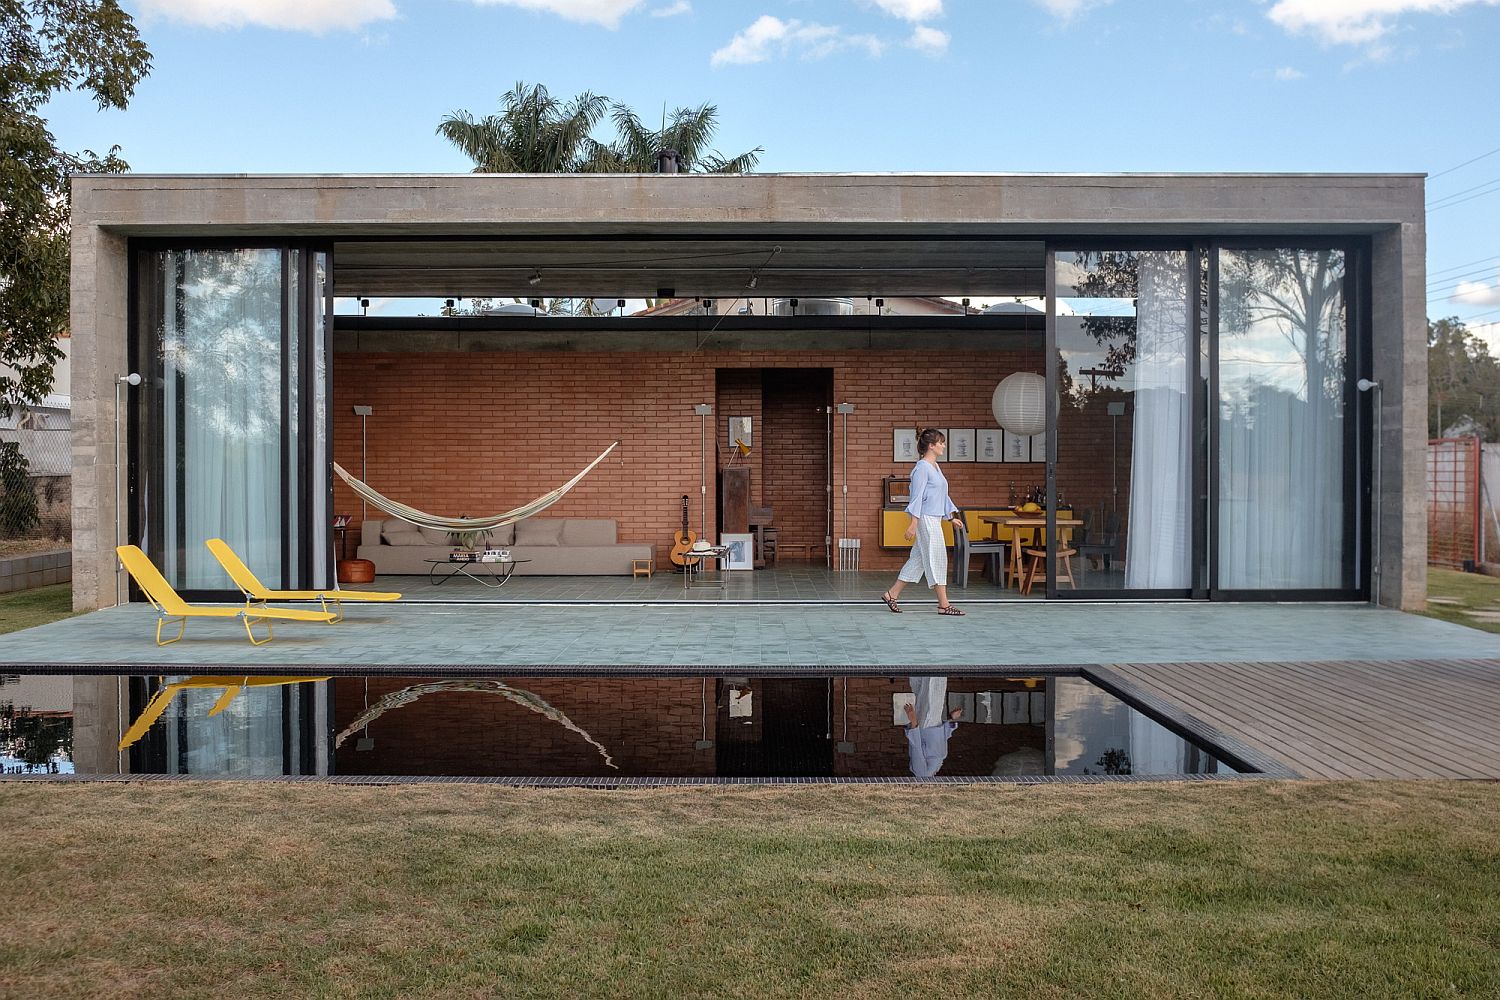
left=332, top=348, right=1130, bottom=570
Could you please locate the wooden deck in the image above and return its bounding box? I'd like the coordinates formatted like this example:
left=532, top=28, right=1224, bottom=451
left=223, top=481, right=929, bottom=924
left=1097, top=658, right=1500, bottom=779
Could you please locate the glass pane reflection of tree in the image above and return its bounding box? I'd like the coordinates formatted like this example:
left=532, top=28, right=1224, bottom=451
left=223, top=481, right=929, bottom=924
left=1055, top=251, right=1193, bottom=592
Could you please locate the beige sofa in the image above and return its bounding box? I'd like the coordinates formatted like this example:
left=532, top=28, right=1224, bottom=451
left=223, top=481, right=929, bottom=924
left=358, top=517, right=653, bottom=576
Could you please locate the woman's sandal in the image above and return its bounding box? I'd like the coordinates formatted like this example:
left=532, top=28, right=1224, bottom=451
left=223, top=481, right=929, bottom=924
left=880, top=592, right=902, bottom=614
left=937, top=604, right=966, bottom=616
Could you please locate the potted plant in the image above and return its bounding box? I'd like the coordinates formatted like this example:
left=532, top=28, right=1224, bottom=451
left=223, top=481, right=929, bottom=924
left=447, top=524, right=492, bottom=560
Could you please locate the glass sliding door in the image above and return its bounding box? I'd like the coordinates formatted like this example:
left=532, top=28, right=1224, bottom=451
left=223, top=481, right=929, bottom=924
left=1051, top=249, right=1195, bottom=595
left=133, top=245, right=330, bottom=596
left=1214, top=248, right=1351, bottom=593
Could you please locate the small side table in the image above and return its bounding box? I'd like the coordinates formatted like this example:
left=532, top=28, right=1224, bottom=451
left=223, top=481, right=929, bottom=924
left=632, top=558, right=654, bottom=578
left=681, top=546, right=730, bottom=592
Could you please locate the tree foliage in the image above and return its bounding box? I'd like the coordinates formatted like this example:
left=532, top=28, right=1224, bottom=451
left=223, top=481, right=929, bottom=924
left=1, top=0, right=151, bottom=418
left=438, top=81, right=762, bottom=175
left=1429, top=316, right=1500, bottom=440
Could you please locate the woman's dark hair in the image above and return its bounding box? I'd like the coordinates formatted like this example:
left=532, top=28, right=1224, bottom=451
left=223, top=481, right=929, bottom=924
left=917, top=428, right=946, bottom=456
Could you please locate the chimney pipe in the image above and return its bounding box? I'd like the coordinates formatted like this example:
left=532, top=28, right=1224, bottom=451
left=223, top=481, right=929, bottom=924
left=655, top=149, right=680, bottom=174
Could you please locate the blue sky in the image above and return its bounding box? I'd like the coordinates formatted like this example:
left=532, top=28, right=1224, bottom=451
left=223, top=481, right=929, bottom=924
left=42, top=0, right=1500, bottom=346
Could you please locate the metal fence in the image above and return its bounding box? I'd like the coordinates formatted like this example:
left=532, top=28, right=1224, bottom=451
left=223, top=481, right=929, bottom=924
left=1427, top=437, right=1481, bottom=570
left=0, top=428, right=71, bottom=543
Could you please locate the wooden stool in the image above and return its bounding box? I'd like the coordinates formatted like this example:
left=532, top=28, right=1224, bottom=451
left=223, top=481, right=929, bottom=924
left=632, top=558, right=654, bottom=578
left=1020, top=547, right=1076, bottom=595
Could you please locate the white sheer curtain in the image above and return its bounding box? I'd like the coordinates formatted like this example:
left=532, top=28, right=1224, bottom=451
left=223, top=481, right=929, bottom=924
left=160, top=250, right=284, bottom=590
left=1217, top=250, right=1345, bottom=590
left=166, top=683, right=288, bottom=775
left=1124, top=252, right=1192, bottom=589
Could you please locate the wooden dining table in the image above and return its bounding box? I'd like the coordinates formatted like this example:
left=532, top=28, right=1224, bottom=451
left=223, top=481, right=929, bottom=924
left=975, top=512, right=1083, bottom=588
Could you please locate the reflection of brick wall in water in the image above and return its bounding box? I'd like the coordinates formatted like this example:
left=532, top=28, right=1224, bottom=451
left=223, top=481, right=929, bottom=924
left=333, top=677, right=717, bottom=777
left=832, top=677, right=1046, bottom=778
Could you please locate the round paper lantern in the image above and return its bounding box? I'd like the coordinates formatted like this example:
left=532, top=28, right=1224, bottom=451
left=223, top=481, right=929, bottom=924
left=991, top=373, right=1046, bottom=436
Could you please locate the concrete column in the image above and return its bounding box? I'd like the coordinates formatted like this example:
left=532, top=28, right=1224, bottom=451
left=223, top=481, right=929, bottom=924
left=1370, top=222, right=1427, bottom=610
left=71, top=675, right=129, bottom=774
left=69, top=213, right=130, bottom=611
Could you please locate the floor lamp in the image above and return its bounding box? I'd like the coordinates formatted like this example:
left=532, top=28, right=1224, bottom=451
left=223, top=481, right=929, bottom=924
left=113, top=372, right=141, bottom=606
left=353, top=405, right=372, bottom=521
left=694, top=403, right=714, bottom=540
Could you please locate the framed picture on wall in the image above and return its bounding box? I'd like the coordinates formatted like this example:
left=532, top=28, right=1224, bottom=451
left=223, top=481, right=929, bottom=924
left=1002, top=430, right=1032, bottom=463
left=933, top=428, right=949, bottom=462
left=1030, top=431, right=1047, bottom=463
left=947, top=428, right=975, bottom=462
left=976, top=429, right=1003, bottom=463
left=727, top=416, right=752, bottom=453
left=893, top=428, right=918, bottom=464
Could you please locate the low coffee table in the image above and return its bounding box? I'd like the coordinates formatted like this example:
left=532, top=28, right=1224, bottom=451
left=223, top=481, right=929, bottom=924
left=424, top=557, right=531, bottom=589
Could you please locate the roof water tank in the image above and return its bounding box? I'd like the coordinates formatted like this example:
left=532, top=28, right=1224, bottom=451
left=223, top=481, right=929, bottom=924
left=771, top=297, right=854, bottom=316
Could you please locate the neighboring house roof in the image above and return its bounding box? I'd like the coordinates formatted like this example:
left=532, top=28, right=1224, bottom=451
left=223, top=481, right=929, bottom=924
left=634, top=295, right=976, bottom=317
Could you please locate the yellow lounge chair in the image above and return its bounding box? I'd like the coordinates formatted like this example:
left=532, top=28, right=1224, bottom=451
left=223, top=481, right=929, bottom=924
left=116, top=545, right=336, bottom=646
left=118, top=675, right=331, bottom=751
left=206, top=537, right=401, bottom=623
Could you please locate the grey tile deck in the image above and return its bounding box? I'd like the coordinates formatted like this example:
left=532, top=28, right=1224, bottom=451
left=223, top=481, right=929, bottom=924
left=1, top=600, right=1494, bottom=672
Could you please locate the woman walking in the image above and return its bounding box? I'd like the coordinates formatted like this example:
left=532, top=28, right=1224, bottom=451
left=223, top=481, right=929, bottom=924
left=882, top=428, right=965, bottom=615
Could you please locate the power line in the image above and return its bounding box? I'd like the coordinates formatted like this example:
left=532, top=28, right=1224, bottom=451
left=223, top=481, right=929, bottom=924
left=1427, top=172, right=1500, bottom=208
left=1427, top=264, right=1500, bottom=292
left=1427, top=181, right=1500, bottom=213
left=1428, top=252, right=1500, bottom=279
left=1429, top=143, right=1500, bottom=181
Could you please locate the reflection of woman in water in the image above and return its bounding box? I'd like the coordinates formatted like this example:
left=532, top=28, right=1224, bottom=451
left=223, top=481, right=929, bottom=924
left=882, top=428, right=966, bottom=616
left=905, top=675, right=962, bottom=777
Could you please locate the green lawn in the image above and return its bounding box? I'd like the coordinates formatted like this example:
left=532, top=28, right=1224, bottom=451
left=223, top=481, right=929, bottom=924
left=1, top=781, right=1497, bottom=999
left=1418, top=567, right=1500, bottom=634
left=0, top=584, right=75, bottom=635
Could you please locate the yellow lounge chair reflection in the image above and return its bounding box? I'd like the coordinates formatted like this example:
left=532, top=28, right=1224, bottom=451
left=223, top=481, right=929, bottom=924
left=206, top=538, right=401, bottom=622
left=118, top=675, right=331, bottom=751
left=115, top=545, right=335, bottom=646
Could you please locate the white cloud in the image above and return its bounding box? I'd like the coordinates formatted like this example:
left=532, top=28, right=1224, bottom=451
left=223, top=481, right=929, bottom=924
left=1453, top=279, right=1500, bottom=306
left=1031, top=0, right=1112, bottom=22
left=1274, top=65, right=1306, bottom=79
left=649, top=0, right=690, bottom=16
left=469, top=0, right=644, bottom=29
left=1267, top=0, right=1500, bottom=46
left=869, top=0, right=943, bottom=21
left=137, top=0, right=395, bottom=32
left=711, top=15, right=883, bottom=67
left=908, top=24, right=949, bottom=54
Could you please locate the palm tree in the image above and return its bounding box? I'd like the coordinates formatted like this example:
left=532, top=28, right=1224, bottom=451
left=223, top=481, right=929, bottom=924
left=439, top=83, right=762, bottom=174
left=583, top=101, right=762, bottom=173
left=437, top=81, right=608, bottom=173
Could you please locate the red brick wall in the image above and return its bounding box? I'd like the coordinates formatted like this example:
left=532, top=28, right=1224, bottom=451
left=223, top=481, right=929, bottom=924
left=763, top=369, right=831, bottom=553
left=333, top=347, right=1135, bottom=571
left=333, top=676, right=717, bottom=777
left=831, top=677, right=1047, bottom=777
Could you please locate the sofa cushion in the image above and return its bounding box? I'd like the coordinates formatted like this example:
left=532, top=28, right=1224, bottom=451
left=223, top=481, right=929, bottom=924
left=561, top=519, right=617, bottom=546
left=419, top=526, right=451, bottom=546
left=514, top=518, right=564, bottom=546
left=382, top=521, right=426, bottom=546
left=489, top=523, right=515, bottom=546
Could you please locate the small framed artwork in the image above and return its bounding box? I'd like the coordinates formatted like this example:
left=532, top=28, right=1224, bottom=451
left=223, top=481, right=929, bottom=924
left=893, top=428, right=918, bottom=464
left=947, top=428, right=975, bottom=462
left=1030, top=431, right=1047, bottom=463
left=933, top=428, right=949, bottom=462
left=727, top=416, right=752, bottom=452
left=332, top=513, right=352, bottom=529
left=1002, top=430, right=1032, bottom=463
left=721, top=532, right=754, bottom=570
left=976, top=429, right=1003, bottom=463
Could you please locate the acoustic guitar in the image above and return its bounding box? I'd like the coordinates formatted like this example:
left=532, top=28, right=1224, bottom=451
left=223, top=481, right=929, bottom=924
left=669, top=494, right=698, bottom=567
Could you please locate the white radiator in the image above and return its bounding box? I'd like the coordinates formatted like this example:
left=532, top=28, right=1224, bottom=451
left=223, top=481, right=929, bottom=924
left=837, top=537, right=861, bottom=571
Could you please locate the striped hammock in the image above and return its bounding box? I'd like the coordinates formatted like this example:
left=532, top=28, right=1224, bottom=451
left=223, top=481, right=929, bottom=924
left=333, top=441, right=618, bottom=533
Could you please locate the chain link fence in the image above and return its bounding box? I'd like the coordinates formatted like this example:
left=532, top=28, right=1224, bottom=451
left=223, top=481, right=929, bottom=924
left=0, top=427, right=71, bottom=549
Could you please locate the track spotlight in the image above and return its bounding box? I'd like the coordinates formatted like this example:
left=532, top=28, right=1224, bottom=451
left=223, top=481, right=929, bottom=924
left=527, top=269, right=543, bottom=287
